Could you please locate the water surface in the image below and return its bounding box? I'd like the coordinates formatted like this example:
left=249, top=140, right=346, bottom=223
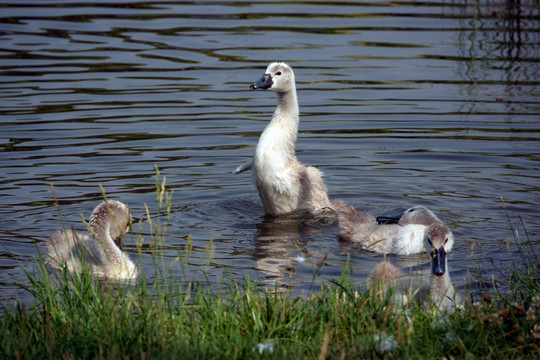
left=1, top=0, right=539, bottom=304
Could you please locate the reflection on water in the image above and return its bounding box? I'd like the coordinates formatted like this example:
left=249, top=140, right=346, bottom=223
left=0, top=0, right=538, bottom=305
left=253, top=212, right=338, bottom=286
left=451, top=0, right=538, bottom=115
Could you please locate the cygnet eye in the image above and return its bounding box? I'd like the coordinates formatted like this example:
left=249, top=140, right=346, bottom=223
left=444, top=237, right=448, bottom=244
left=275, top=71, right=282, bottom=76
left=427, top=237, right=432, bottom=246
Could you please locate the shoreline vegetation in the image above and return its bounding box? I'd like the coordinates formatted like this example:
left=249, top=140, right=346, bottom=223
left=2, top=172, right=539, bottom=359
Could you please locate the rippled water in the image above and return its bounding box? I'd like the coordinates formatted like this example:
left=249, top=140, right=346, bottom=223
left=1, top=0, right=539, bottom=304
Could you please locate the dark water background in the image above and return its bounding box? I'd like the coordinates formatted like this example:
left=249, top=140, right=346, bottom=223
left=1, top=0, right=539, bottom=305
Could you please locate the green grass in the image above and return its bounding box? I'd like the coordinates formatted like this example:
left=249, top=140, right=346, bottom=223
left=1, top=175, right=538, bottom=359
left=2, top=262, right=539, bottom=359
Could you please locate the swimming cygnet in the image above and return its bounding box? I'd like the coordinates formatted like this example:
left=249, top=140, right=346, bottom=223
left=334, top=202, right=454, bottom=255
left=368, top=222, right=459, bottom=311
left=233, top=62, right=332, bottom=217
left=46, top=200, right=138, bottom=281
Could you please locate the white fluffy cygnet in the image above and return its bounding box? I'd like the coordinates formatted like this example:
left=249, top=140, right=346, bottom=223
left=368, top=222, right=459, bottom=311
left=334, top=202, right=454, bottom=255
left=46, top=200, right=138, bottom=281
left=234, top=62, right=332, bottom=217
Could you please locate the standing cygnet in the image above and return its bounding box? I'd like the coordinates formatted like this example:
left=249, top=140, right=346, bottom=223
left=334, top=202, right=453, bottom=255
left=368, top=222, right=459, bottom=311
left=234, top=62, right=332, bottom=217
left=46, top=200, right=138, bottom=280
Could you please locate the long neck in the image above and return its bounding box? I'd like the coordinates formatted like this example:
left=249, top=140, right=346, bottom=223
left=430, top=259, right=455, bottom=308
left=270, top=89, right=299, bottom=152
left=90, top=219, right=122, bottom=259
left=256, top=88, right=300, bottom=166
left=275, top=88, right=299, bottom=124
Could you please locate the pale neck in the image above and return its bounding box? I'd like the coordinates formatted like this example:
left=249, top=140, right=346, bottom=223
left=430, top=262, right=454, bottom=304
left=91, top=219, right=122, bottom=257
left=274, top=89, right=299, bottom=125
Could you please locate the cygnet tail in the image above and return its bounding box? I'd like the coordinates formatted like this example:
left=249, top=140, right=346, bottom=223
left=299, top=166, right=332, bottom=212
left=333, top=200, right=376, bottom=241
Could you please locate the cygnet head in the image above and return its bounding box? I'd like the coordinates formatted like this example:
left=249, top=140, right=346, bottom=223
left=250, top=62, right=295, bottom=94
left=425, top=222, right=454, bottom=277
left=90, top=200, right=131, bottom=245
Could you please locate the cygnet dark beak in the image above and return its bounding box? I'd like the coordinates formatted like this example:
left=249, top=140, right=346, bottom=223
left=250, top=73, right=272, bottom=90
left=431, top=246, right=446, bottom=277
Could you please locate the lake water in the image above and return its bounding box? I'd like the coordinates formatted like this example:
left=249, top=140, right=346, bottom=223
left=1, top=0, right=539, bottom=305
